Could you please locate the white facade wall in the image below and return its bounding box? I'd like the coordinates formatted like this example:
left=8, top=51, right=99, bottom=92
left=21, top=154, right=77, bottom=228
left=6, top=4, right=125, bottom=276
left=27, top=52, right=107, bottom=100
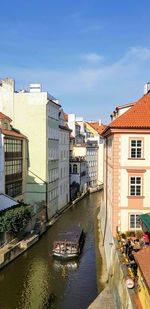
left=86, top=146, right=98, bottom=187
left=0, top=134, right=5, bottom=193
left=86, top=135, right=104, bottom=183
left=70, top=161, right=87, bottom=192
left=58, top=128, right=70, bottom=210
left=0, top=79, right=60, bottom=219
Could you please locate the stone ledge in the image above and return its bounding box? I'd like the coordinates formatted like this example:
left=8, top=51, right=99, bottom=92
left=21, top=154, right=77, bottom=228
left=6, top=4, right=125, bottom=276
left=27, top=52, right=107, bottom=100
left=88, top=287, right=116, bottom=309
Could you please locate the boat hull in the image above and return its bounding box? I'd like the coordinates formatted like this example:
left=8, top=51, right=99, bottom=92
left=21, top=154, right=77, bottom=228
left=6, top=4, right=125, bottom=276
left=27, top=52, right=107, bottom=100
left=52, top=252, right=79, bottom=260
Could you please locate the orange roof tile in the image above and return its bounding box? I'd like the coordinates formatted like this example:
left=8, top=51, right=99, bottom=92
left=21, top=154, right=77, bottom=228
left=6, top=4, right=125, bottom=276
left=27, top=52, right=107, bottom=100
left=63, top=112, right=68, bottom=122
left=134, top=246, right=150, bottom=290
left=105, top=92, right=150, bottom=131
left=86, top=122, right=106, bottom=135
left=0, top=112, right=12, bottom=122
left=2, top=129, right=26, bottom=139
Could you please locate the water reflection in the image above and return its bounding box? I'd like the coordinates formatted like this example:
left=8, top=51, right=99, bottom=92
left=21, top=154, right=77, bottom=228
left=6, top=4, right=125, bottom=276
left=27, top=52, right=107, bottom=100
left=0, top=192, right=102, bottom=309
left=19, top=258, right=50, bottom=309
left=53, top=260, right=78, bottom=277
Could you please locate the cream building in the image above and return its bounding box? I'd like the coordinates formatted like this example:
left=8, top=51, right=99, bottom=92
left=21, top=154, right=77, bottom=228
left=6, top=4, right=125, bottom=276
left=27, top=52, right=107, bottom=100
left=84, top=121, right=105, bottom=185
left=101, top=84, right=150, bottom=269
left=67, top=113, right=105, bottom=188
left=58, top=109, right=70, bottom=210
left=0, top=131, right=5, bottom=193
left=0, top=79, right=61, bottom=219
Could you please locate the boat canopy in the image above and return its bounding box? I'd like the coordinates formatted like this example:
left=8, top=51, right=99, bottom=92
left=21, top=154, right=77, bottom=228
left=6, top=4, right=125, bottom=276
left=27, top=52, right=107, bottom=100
left=55, top=227, right=83, bottom=243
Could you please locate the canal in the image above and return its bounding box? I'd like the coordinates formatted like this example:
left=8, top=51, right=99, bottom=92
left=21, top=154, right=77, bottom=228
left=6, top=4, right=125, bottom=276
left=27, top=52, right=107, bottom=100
left=0, top=192, right=102, bottom=309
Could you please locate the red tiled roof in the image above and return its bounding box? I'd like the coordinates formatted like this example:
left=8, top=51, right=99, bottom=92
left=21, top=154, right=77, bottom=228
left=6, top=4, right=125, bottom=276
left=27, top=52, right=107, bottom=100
left=63, top=112, right=68, bottom=122
left=106, top=93, right=150, bottom=131
left=0, top=112, right=12, bottom=122
left=2, top=129, right=26, bottom=139
left=86, top=122, right=106, bottom=135
left=134, top=246, right=150, bottom=290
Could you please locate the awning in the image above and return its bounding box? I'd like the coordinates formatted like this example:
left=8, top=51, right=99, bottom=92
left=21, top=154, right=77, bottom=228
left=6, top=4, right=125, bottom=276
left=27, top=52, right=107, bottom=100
left=0, top=193, right=18, bottom=212
left=139, top=213, right=150, bottom=232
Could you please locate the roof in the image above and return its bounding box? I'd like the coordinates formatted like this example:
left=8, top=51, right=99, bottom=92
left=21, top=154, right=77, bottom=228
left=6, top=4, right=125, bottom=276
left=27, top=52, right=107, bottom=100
left=63, top=112, right=68, bottom=122
left=2, top=129, right=27, bottom=139
left=59, top=125, right=72, bottom=132
left=86, top=122, right=106, bottom=135
left=103, top=92, right=150, bottom=134
left=134, top=246, right=150, bottom=291
left=139, top=213, right=150, bottom=232
left=0, top=193, right=18, bottom=212
left=55, top=227, right=83, bottom=243
left=0, top=112, right=12, bottom=122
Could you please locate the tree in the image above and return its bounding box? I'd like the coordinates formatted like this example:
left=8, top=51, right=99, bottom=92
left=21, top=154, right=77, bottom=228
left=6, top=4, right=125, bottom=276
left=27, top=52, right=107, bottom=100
left=0, top=205, right=32, bottom=235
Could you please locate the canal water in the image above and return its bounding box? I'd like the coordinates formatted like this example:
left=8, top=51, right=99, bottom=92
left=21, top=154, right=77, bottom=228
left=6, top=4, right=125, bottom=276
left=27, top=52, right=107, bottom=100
left=0, top=192, right=102, bottom=309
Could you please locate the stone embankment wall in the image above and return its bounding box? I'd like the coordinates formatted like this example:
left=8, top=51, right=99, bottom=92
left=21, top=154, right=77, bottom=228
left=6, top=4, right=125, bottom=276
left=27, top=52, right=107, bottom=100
left=108, top=239, right=135, bottom=309
left=0, top=235, right=39, bottom=270
left=89, top=208, right=136, bottom=309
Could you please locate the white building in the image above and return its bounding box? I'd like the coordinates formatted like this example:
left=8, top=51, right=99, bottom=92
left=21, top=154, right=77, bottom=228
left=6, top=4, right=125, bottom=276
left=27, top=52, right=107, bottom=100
left=0, top=79, right=61, bottom=219
left=70, top=157, right=87, bottom=199
left=58, top=109, right=70, bottom=210
left=67, top=113, right=105, bottom=189
left=0, top=132, right=5, bottom=193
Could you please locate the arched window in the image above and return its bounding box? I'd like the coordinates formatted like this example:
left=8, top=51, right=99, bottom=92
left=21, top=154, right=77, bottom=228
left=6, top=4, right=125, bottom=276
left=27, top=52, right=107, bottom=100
left=69, top=164, right=72, bottom=173
left=73, top=164, right=77, bottom=174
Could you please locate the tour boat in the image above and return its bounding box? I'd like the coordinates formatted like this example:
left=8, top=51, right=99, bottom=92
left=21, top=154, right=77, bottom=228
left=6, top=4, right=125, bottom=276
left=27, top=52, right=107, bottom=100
left=52, top=227, right=85, bottom=260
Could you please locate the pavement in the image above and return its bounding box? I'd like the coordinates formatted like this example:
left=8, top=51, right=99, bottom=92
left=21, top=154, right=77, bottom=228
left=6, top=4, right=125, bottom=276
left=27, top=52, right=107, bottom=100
left=88, top=287, right=116, bottom=309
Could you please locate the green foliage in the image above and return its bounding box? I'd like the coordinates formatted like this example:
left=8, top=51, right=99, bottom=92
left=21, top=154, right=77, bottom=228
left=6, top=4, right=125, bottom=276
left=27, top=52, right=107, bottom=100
left=0, top=205, right=32, bottom=235
left=125, top=230, right=143, bottom=238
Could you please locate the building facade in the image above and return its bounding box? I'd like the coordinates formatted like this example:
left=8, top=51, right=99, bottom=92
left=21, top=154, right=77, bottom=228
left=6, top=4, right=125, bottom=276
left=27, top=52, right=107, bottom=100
left=67, top=113, right=105, bottom=190
left=58, top=109, right=70, bottom=210
left=102, top=87, right=150, bottom=240
left=0, top=111, right=28, bottom=202
left=70, top=157, right=87, bottom=199
left=0, top=79, right=61, bottom=219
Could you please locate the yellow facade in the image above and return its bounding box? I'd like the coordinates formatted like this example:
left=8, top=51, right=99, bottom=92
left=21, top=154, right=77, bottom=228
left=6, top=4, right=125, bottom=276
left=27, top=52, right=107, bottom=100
left=136, top=268, right=150, bottom=309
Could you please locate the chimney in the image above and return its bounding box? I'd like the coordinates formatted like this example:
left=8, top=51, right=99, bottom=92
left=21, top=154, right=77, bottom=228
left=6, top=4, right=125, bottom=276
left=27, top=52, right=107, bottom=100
left=29, top=83, right=42, bottom=92
left=99, top=119, right=102, bottom=126
left=144, top=83, right=150, bottom=95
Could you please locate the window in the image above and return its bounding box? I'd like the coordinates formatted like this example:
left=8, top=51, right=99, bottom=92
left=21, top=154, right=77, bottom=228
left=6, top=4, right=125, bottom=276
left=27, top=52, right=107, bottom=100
left=130, top=176, right=142, bottom=196
left=130, top=140, right=142, bottom=158
left=3, top=122, right=8, bottom=130
left=4, top=139, right=22, bottom=159
left=69, top=164, right=72, bottom=173
left=129, top=214, right=141, bottom=229
left=73, top=164, right=77, bottom=174
left=5, top=181, right=22, bottom=197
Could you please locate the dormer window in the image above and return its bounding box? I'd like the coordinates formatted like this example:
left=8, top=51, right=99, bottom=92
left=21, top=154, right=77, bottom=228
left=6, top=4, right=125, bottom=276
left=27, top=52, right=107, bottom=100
left=3, top=122, right=8, bottom=130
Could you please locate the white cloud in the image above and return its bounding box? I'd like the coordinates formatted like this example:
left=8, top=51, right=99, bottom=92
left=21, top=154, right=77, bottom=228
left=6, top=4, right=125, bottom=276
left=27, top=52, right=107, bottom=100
left=1, top=46, right=150, bottom=122
left=82, top=53, right=104, bottom=64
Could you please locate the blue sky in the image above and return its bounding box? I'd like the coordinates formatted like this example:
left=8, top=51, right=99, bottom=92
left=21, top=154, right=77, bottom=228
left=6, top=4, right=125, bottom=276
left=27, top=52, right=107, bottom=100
left=1, top=0, right=150, bottom=123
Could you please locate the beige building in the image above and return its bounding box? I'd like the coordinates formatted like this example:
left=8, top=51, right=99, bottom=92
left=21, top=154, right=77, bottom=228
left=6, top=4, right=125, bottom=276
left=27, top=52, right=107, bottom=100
left=0, top=79, right=61, bottom=219
left=58, top=109, right=70, bottom=210
left=101, top=84, right=150, bottom=269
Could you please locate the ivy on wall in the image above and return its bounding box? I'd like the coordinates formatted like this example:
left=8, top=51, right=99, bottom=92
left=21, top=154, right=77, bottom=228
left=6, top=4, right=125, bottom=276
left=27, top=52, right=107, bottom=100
left=0, top=205, right=32, bottom=235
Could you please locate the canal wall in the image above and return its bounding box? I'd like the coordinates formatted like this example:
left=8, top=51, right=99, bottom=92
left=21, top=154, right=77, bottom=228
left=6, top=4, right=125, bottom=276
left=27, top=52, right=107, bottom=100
left=0, top=234, right=39, bottom=270
left=94, top=206, right=137, bottom=309
left=0, top=191, right=89, bottom=271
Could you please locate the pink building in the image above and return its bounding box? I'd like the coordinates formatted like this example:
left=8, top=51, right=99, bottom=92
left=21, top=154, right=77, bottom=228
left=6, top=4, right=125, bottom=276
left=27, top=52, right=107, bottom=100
left=102, top=89, right=150, bottom=237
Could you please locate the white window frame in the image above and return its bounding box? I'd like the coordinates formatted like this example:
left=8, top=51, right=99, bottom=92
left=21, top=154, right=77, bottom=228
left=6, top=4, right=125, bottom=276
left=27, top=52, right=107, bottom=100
left=129, top=214, right=141, bottom=229
left=130, top=176, right=142, bottom=196
left=130, top=139, right=142, bottom=159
